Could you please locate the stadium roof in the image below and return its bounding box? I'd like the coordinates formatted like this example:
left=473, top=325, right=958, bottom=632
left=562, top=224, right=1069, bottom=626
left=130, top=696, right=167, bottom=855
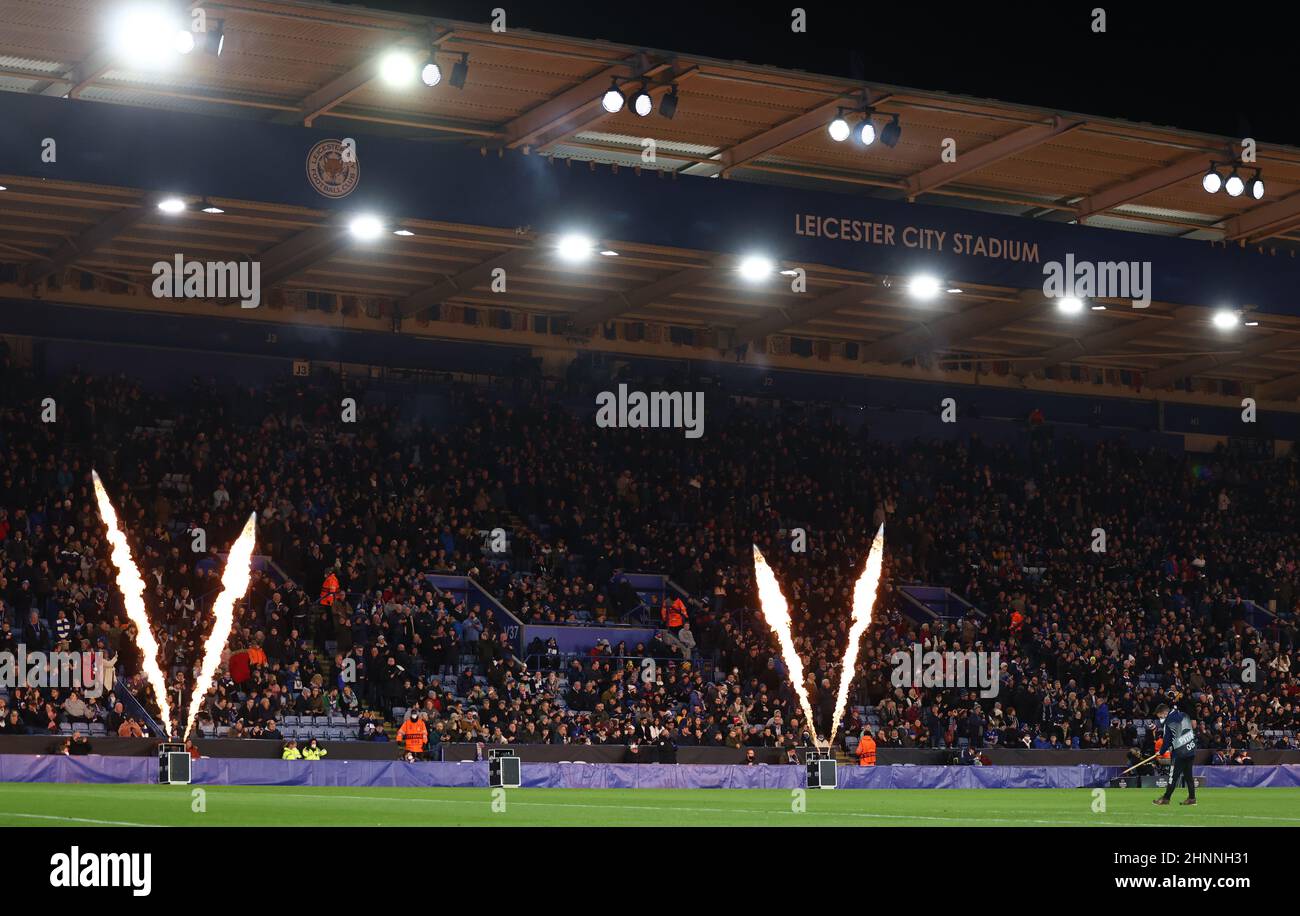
left=2, top=0, right=1300, bottom=399
left=4, top=0, right=1300, bottom=243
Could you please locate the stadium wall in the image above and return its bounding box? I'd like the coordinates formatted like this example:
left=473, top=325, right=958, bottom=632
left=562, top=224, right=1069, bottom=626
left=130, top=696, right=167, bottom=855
left=7, top=739, right=1298, bottom=767
left=2, top=755, right=1298, bottom=789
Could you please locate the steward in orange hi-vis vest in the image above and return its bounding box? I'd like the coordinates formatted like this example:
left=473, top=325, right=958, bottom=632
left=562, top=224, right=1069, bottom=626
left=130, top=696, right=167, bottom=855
left=319, top=570, right=340, bottom=606
left=663, top=598, right=688, bottom=630
left=396, top=710, right=428, bottom=754
left=857, top=732, right=877, bottom=766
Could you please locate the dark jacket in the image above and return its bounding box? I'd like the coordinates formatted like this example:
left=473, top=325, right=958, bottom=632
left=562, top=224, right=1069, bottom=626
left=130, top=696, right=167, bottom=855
left=1159, top=709, right=1196, bottom=760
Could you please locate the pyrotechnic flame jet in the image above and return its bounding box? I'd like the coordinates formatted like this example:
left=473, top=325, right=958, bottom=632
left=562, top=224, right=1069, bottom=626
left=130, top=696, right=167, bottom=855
left=91, top=470, right=173, bottom=734
left=752, top=545, right=824, bottom=748
left=183, top=512, right=256, bottom=741
left=828, top=524, right=885, bottom=748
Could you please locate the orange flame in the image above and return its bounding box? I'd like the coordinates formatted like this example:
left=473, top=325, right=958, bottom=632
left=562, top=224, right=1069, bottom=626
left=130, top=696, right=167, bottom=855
left=92, top=470, right=173, bottom=735
left=752, top=545, right=823, bottom=748
left=183, top=512, right=256, bottom=740
left=828, top=524, right=885, bottom=748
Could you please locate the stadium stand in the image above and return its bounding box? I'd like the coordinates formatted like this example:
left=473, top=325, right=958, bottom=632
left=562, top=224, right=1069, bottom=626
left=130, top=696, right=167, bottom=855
left=0, top=343, right=1296, bottom=761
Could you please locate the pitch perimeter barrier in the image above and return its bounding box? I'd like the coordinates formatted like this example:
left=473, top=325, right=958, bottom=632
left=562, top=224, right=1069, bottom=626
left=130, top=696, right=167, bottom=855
left=2, top=754, right=1298, bottom=789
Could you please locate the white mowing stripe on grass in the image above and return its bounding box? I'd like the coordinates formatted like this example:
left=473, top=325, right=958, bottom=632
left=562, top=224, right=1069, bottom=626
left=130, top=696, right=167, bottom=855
left=0, top=811, right=160, bottom=827
left=255, top=792, right=1190, bottom=827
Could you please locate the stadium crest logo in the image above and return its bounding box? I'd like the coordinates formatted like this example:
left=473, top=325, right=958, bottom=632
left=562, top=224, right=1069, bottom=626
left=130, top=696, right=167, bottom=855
left=306, top=138, right=360, bottom=199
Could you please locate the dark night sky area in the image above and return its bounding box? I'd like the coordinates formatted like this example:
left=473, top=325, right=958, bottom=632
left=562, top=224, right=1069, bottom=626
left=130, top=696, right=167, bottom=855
left=340, top=0, right=1300, bottom=147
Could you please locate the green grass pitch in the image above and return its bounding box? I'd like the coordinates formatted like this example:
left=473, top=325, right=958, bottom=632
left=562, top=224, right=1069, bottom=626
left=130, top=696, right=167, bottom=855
left=3, top=783, right=1300, bottom=826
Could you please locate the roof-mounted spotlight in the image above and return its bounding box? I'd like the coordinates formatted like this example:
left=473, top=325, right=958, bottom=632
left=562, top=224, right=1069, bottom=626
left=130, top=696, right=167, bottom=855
left=1202, top=163, right=1223, bottom=194
left=738, top=256, right=774, bottom=281
left=380, top=51, right=416, bottom=86
left=393, top=229, right=415, bottom=237
left=907, top=274, right=941, bottom=300
left=557, top=233, right=595, bottom=262
left=1249, top=170, right=1265, bottom=200
left=659, top=84, right=679, bottom=119
left=1212, top=309, right=1239, bottom=329
left=880, top=113, right=902, bottom=148
left=421, top=54, right=442, bottom=87
left=1224, top=167, right=1245, bottom=197
left=157, top=197, right=186, bottom=214
left=601, top=77, right=625, bottom=113
left=449, top=52, right=469, bottom=89
left=349, top=215, right=384, bottom=240
left=631, top=87, right=653, bottom=117
left=200, top=199, right=225, bottom=214
left=1057, top=296, right=1084, bottom=315
left=856, top=116, right=876, bottom=146
left=828, top=109, right=850, bottom=143
left=110, top=6, right=192, bottom=67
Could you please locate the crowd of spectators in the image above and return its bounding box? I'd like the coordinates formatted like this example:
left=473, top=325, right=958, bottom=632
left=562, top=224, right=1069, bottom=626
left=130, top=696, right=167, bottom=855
left=1, top=351, right=1298, bottom=760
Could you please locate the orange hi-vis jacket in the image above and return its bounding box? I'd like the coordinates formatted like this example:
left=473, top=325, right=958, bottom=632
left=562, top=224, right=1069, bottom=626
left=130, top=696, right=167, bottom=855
left=663, top=598, right=688, bottom=629
left=857, top=734, right=877, bottom=766
left=319, top=573, right=340, bottom=606
left=396, top=717, right=428, bottom=753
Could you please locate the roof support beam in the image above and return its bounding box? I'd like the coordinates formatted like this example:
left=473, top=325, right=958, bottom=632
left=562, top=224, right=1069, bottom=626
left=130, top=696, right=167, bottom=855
left=1221, top=190, right=1300, bottom=242
left=30, top=45, right=117, bottom=98
left=681, top=95, right=864, bottom=178
left=23, top=205, right=152, bottom=287
left=1075, top=153, right=1210, bottom=222
left=1142, top=330, right=1297, bottom=389
left=568, top=263, right=715, bottom=331
left=274, top=31, right=439, bottom=126
left=501, top=55, right=639, bottom=148
left=1014, top=313, right=1165, bottom=377
left=730, top=282, right=871, bottom=346
left=859, top=290, right=1043, bottom=364
left=255, top=226, right=353, bottom=288
left=398, top=245, right=537, bottom=318
left=904, top=118, right=1082, bottom=200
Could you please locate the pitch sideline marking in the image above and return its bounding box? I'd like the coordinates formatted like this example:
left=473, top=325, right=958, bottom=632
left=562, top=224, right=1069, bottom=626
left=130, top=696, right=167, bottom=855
left=0, top=811, right=161, bottom=827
